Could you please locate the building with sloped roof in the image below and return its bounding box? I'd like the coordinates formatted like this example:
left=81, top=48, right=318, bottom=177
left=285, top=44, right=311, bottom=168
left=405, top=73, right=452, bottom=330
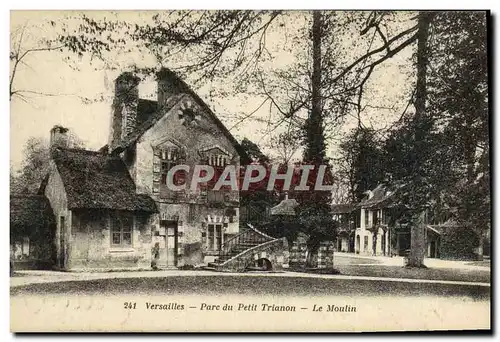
left=332, top=184, right=485, bottom=260
left=10, top=195, right=55, bottom=269
left=12, top=68, right=248, bottom=271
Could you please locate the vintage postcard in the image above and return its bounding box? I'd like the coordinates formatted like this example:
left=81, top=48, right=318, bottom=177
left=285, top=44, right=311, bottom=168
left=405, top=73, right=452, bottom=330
left=9, top=9, right=490, bottom=332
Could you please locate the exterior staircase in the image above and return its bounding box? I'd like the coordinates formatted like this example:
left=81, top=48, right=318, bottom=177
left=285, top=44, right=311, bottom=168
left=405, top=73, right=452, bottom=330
left=207, top=224, right=289, bottom=272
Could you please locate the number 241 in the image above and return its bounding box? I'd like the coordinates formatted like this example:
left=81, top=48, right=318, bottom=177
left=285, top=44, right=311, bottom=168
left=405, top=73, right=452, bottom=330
left=124, top=302, right=137, bottom=309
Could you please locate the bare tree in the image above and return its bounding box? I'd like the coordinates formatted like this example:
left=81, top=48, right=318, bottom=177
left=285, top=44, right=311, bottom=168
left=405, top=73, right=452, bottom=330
left=268, top=124, right=302, bottom=164
left=10, top=23, right=67, bottom=103
left=56, top=11, right=419, bottom=133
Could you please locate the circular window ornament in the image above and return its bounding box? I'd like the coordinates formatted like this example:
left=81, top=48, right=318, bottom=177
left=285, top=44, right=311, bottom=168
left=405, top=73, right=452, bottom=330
left=177, top=100, right=202, bottom=127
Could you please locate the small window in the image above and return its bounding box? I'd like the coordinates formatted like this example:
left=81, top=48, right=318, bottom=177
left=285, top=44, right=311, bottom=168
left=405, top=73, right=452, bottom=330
left=188, top=204, right=196, bottom=223
left=158, top=147, right=186, bottom=190
left=207, top=223, right=223, bottom=251
left=161, top=160, right=178, bottom=185
left=111, top=212, right=133, bottom=247
left=373, top=210, right=379, bottom=226
left=204, top=153, right=230, bottom=203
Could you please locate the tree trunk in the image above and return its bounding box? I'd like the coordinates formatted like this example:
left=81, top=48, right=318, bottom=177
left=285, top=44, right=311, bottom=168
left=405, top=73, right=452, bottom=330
left=306, top=241, right=320, bottom=268
left=408, top=12, right=432, bottom=268
left=407, top=212, right=427, bottom=267
left=305, top=10, right=325, bottom=165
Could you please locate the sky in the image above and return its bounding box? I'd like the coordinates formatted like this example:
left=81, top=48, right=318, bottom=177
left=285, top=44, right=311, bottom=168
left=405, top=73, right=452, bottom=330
left=10, top=10, right=414, bottom=171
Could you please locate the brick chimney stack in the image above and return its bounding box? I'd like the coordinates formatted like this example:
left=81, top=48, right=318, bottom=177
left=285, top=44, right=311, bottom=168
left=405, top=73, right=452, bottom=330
left=50, top=125, right=69, bottom=149
left=108, top=72, right=140, bottom=152
left=157, top=67, right=183, bottom=110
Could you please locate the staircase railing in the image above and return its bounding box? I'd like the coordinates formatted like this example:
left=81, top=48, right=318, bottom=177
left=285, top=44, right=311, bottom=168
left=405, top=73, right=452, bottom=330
left=218, top=224, right=274, bottom=263
left=240, top=203, right=271, bottom=224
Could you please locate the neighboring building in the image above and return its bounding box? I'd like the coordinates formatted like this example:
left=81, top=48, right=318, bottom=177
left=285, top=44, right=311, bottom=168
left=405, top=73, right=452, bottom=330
left=331, top=204, right=355, bottom=253
left=10, top=195, right=55, bottom=269
left=354, top=185, right=392, bottom=256
left=21, top=68, right=248, bottom=271
left=332, top=184, right=486, bottom=260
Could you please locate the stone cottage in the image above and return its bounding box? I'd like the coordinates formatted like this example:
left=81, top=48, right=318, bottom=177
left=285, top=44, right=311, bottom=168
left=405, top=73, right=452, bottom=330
left=34, top=68, right=248, bottom=271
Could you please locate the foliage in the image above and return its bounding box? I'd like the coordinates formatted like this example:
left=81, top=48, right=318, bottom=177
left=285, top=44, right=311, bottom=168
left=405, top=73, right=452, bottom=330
left=10, top=132, right=85, bottom=195
left=240, top=137, right=270, bottom=164
left=426, top=11, right=489, bottom=235
left=338, top=127, right=385, bottom=202
left=55, top=11, right=419, bottom=135
left=51, top=10, right=489, bottom=263
left=381, top=11, right=489, bottom=264
left=384, top=11, right=489, bottom=228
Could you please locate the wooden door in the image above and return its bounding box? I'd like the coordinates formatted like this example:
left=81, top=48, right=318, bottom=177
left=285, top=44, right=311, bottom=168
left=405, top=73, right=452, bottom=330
left=158, top=220, right=177, bottom=268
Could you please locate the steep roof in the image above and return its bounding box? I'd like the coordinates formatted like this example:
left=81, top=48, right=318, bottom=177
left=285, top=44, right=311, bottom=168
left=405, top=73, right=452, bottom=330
left=137, top=98, right=158, bottom=126
left=50, top=148, right=157, bottom=212
left=98, top=98, right=166, bottom=155
left=110, top=69, right=250, bottom=163
left=360, top=184, right=393, bottom=209
left=10, top=195, right=55, bottom=232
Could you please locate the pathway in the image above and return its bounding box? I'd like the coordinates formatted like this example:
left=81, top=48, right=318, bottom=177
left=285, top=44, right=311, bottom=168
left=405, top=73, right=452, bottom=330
left=334, top=252, right=491, bottom=270
left=10, top=268, right=490, bottom=288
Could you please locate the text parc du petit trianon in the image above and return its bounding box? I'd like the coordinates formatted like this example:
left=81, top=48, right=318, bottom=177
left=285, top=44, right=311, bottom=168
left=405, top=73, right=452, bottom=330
left=144, top=302, right=356, bottom=312
left=164, top=164, right=333, bottom=192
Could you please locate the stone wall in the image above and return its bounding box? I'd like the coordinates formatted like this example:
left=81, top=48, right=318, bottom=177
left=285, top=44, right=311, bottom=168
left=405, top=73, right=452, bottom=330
left=290, top=239, right=335, bottom=269
left=134, top=94, right=240, bottom=198
left=68, top=209, right=153, bottom=270
left=44, top=160, right=71, bottom=269
left=216, top=237, right=289, bottom=272
left=109, top=72, right=140, bottom=151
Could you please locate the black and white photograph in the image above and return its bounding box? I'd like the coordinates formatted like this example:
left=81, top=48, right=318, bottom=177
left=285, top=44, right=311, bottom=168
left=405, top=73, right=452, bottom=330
left=8, top=8, right=491, bottom=332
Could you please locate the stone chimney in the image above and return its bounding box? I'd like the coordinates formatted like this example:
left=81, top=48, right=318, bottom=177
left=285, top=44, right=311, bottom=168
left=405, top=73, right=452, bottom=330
left=50, top=125, right=69, bottom=149
left=157, top=67, right=183, bottom=109
left=108, top=72, right=140, bottom=152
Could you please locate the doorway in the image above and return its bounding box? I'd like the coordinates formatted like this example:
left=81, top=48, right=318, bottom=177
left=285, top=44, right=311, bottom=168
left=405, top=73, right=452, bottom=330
left=381, top=231, right=386, bottom=256
left=429, top=241, right=437, bottom=258
left=59, top=216, right=66, bottom=269
left=349, top=234, right=355, bottom=253
left=159, top=220, right=178, bottom=268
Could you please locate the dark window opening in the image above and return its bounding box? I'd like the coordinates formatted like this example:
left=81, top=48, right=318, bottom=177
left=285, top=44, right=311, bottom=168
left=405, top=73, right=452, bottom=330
left=111, top=212, right=133, bottom=247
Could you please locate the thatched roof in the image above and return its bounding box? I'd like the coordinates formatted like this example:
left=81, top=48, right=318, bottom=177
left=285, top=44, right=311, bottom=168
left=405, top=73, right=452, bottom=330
left=50, top=148, right=157, bottom=212
left=10, top=195, right=55, bottom=231
left=110, top=68, right=250, bottom=163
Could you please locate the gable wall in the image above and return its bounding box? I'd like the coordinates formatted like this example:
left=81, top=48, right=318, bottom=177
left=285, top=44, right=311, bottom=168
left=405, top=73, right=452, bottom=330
left=134, top=94, right=239, bottom=195
left=44, top=160, right=71, bottom=269
left=132, top=94, right=240, bottom=266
